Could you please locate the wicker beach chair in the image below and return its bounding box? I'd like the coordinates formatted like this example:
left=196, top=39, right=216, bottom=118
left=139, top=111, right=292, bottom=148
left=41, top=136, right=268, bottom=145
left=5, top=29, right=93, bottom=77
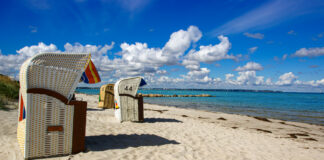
left=114, top=77, right=146, bottom=122
left=98, top=84, right=115, bottom=109
left=17, top=53, right=91, bottom=159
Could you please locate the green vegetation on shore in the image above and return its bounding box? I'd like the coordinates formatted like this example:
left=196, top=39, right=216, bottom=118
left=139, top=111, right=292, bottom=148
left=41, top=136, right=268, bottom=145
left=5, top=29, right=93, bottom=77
left=0, top=74, right=19, bottom=109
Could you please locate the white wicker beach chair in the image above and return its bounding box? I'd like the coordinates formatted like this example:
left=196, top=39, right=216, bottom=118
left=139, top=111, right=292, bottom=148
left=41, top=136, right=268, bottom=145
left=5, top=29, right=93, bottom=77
left=114, top=77, right=146, bottom=122
left=17, top=52, right=90, bottom=159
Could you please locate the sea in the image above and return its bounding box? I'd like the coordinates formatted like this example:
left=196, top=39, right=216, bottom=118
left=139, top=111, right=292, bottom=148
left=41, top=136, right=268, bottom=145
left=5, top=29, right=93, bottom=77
left=76, top=88, right=324, bottom=126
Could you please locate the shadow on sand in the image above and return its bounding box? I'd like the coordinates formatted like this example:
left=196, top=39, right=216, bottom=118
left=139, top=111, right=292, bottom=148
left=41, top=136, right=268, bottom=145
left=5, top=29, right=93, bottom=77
left=86, top=134, right=180, bottom=151
left=144, top=118, right=182, bottom=123
left=87, top=108, right=105, bottom=111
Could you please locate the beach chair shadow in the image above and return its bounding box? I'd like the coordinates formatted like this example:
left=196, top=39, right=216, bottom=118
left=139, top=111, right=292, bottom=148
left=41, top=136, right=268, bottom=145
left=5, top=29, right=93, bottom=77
left=85, top=134, right=179, bottom=151
left=87, top=108, right=105, bottom=111
left=143, top=118, right=183, bottom=123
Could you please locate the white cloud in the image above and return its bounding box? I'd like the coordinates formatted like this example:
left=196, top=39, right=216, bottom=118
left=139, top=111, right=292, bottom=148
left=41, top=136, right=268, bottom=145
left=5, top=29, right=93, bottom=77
left=265, top=78, right=272, bottom=85
left=295, top=78, right=324, bottom=87
left=183, top=35, right=236, bottom=69
left=157, top=76, right=184, bottom=83
left=182, top=59, right=200, bottom=70
left=225, top=73, right=236, bottom=85
left=236, top=71, right=264, bottom=85
left=101, top=26, right=203, bottom=77
left=156, top=70, right=167, bottom=75
left=0, top=42, right=59, bottom=78
left=276, top=72, right=297, bottom=86
left=316, top=79, right=324, bottom=86
left=17, top=42, right=59, bottom=57
left=225, top=71, right=265, bottom=85
left=234, top=62, right=263, bottom=71
left=1, top=25, right=324, bottom=91
left=64, top=42, right=114, bottom=62
left=249, top=46, right=258, bottom=53
left=163, top=25, right=202, bottom=63
left=187, top=68, right=210, bottom=78
left=244, top=32, right=264, bottom=39
left=225, top=73, right=234, bottom=80
left=292, top=47, right=324, bottom=57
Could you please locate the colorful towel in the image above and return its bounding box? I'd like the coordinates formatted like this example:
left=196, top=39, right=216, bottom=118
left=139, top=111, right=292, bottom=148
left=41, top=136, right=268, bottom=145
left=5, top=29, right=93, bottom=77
left=81, top=60, right=101, bottom=84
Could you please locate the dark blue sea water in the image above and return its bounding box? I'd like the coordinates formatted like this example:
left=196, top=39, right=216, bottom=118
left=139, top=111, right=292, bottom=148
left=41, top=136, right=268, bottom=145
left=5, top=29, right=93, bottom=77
left=76, top=88, right=324, bottom=125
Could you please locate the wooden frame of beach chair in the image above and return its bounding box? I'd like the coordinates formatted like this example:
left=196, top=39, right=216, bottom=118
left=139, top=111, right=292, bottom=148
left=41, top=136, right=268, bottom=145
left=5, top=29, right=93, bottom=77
left=17, top=52, right=90, bottom=159
left=98, top=84, right=115, bottom=109
left=114, top=77, right=144, bottom=122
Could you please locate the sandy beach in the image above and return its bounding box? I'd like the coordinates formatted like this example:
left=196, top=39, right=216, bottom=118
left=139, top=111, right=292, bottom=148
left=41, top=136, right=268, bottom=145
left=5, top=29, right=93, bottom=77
left=1, top=93, right=324, bottom=160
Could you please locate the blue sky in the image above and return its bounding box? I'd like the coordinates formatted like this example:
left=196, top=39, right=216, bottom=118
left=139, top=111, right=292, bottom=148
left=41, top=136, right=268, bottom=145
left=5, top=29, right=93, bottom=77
left=0, top=0, right=324, bottom=92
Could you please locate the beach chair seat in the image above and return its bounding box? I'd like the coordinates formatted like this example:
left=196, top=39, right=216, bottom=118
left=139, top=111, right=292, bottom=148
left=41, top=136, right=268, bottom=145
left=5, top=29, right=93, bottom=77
left=17, top=53, right=90, bottom=159
left=114, top=77, right=146, bottom=122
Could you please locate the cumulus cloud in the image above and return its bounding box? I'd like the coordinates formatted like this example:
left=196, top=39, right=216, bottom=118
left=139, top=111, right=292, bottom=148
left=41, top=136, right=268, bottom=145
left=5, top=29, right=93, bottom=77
left=0, top=42, right=60, bottom=77
left=1, top=26, right=232, bottom=86
left=276, top=72, right=297, bottom=86
left=187, top=68, right=210, bottom=78
left=156, top=70, right=167, bottom=75
left=120, top=26, right=200, bottom=64
left=236, top=71, right=264, bottom=85
left=104, top=26, right=202, bottom=77
left=223, top=70, right=323, bottom=89
left=182, top=59, right=200, bottom=70
left=243, top=32, right=264, bottom=39
left=225, top=72, right=263, bottom=85
left=292, top=47, right=324, bottom=57
left=295, top=79, right=324, bottom=87
left=1, top=25, right=323, bottom=90
left=64, top=42, right=114, bottom=56
left=17, top=42, right=59, bottom=57
left=226, top=71, right=265, bottom=86
left=234, top=62, right=263, bottom=71
left=183, top=35, right=237, bottom=70
left=163, top=25, right=202, bottom=62
left=0, top=42, right=116, bottom=79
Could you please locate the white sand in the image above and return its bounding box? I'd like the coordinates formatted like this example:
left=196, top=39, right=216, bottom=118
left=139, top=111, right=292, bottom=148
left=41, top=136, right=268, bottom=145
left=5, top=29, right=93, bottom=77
left=1, top=93, right=324, bottom=160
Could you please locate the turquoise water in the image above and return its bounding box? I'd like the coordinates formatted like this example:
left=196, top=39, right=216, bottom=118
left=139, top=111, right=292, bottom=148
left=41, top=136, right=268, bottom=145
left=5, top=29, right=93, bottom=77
left=76, top=88, right=324, bottom=125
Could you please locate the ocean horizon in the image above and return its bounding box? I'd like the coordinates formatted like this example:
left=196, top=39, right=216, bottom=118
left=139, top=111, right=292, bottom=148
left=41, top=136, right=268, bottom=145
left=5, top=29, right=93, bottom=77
left=76, top=88, right=324, bottom=126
